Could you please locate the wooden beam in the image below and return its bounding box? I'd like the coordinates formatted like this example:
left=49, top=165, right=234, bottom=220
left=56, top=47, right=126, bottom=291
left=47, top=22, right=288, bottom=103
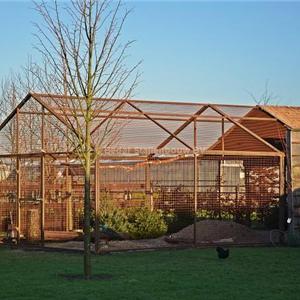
left=221, top=117, right=225, bottom=159
left=40, top=154, right=45, bottom=246
left=31, top=94, right=76, bottom=135
left=125, top=100, right=193, bottom=150
left=202, top=150, right=284, bottom=157
left=208, top=104, right=283, bottom=154
left=193, top=119, right=198, bottom=246
left=0, top=93, right=32, bottom=132
left=157, top=105, right=208, bottom=149
left=16, top=107, right=21, bottom=244
left=279, top=155, right=286, bottom=232
left=18, top=110, right=279, bottom=123
left=31, top=92, right=255, bottom=109
left=40, top=107, right=45, bottom=246
left=91, top=101, right=126, bottom=136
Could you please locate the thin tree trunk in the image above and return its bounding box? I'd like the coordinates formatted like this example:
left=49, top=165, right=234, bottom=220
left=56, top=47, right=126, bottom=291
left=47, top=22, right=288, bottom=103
left=84, top=118, right=92, bottom=279
left=84, top=153, right=91, bottom=279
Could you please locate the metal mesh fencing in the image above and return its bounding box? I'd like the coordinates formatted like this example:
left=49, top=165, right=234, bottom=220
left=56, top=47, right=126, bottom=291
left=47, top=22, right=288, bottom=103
left=0, top=158, right=17, bottom=235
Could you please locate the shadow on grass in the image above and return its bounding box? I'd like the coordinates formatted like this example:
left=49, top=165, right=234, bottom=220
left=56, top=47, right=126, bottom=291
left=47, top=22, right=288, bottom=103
left=59, top=274, right=114, bottom=281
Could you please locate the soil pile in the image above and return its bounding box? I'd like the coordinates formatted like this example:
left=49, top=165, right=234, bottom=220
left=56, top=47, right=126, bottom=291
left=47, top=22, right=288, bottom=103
left=168, top=220, right=270, bottom=244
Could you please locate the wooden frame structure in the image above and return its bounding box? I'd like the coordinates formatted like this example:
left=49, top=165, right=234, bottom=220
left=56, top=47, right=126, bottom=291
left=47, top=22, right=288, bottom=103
left=0, top=92, right=290, bottom=245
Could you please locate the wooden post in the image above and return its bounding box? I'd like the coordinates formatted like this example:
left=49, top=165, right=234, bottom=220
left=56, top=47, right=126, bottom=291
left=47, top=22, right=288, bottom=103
left=235, top=185, right=240, bottom=221
left=219, top=117, right=225, bottom=219
left=40, top=107, right=45, bottom=246
left=221, top=117, right=225, bottom=156
left=65, top=164, right=73, bottom=231
left=40, top=154, right=45, bottom=245
left=145, top=162, right=153, bottom=211
left=16, top=108, right=21, bottom=244
left=94, top=159, right=100, bottom=253
left=193, top=119, right=198, bottom=246
left=286, top=130, right=293, bottom=235
left=279, top=154, right=286, bottom=232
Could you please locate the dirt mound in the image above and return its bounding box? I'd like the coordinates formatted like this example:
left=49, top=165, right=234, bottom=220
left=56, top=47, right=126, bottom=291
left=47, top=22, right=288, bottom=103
left=168, top=220, right=270, bottom=244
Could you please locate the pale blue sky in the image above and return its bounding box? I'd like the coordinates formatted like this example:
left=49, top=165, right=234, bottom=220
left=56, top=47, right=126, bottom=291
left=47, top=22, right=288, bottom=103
left=0, top=1, right=300, bottom=105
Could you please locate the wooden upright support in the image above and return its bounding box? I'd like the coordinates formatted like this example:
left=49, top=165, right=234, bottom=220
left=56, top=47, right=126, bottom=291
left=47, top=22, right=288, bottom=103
left=65, top=164, right=73, bottom=231
left=279, top=154, right=286, bottom=232
left=145, top=162, right=153, bottom=211
left=221, top=117, right=225, bottom=155
left=16, top=108, right=21, bottom=243
left=40, top=107, right=45, bottom=246
left=193, top=119, right=198, bottom=246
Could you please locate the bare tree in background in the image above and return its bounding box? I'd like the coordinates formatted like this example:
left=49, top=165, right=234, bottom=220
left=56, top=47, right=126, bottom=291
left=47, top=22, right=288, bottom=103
left=0, top=60, right=64, bottom=154
left=32, top=0, right=140, bottom=279
left=247, top=80, right=278, bottom=105
left=0, top=63, right=40, bottom=153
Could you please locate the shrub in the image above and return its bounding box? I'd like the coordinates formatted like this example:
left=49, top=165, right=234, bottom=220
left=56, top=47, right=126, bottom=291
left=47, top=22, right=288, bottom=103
left=95, top=195, right=168, bottom=239
left=99, top=206, right=128, bottom=233
left=161, top=209, right=177, bottom=226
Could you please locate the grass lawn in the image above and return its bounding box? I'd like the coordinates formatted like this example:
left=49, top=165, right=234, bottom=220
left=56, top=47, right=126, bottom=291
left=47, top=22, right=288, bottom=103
left=0, top=246, right=299, bottom=300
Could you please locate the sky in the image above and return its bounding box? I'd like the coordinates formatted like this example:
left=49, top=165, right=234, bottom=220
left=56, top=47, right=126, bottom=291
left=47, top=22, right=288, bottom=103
left=0, top=1, right=300, bottom=105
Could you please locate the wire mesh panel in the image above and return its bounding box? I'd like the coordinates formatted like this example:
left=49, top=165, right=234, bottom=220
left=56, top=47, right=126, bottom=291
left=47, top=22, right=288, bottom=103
left=0, top=158, right=17, bottom=234
left=99, top=163, right=148, bottom=208
left=197, top=156, right=280, bottom=225
left=44, top=160, right=68, bottom=231
left=68, top=164, right=87, bottom=230
left=19, top=157, right=41, bottom=241
left=96, top=155, right=280, bottom=227
left=44, top=160, right=88, bottom=232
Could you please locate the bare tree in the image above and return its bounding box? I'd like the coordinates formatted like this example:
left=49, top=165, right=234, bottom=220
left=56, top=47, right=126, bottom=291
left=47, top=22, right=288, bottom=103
left=246, top=80, right=278, bottom=105
left=0, top=60, right=63, bottom=154
left=0, top=64, right=39, bottom=154
left=32, top=0, right=140, bottom=279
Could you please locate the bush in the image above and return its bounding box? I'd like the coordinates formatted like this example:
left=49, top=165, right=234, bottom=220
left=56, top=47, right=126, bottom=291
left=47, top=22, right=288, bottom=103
left=126, top=207, right=168, bottom=239
left=95, top=195, right=168, bottom=239
left=196, top=209, right=234, bottom=221
left=99, top=206, right=128, bottom=233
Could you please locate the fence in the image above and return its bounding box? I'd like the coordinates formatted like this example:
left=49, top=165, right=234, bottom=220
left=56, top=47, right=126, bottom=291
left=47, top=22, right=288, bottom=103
left=0, top=154, right=280, bottom=243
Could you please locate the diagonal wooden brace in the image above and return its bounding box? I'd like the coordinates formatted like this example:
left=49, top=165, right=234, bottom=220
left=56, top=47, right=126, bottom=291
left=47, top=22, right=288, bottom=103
left=157, top=105, right=209, bottom=149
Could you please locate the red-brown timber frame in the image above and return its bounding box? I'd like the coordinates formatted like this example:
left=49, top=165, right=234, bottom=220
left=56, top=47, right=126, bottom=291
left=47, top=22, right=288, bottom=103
left=0, top=92, right=287, bottom=245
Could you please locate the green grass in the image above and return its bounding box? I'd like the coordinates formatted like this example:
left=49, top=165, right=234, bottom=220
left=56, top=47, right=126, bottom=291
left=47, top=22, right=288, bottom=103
left=0, top=247, right=299, bottom=300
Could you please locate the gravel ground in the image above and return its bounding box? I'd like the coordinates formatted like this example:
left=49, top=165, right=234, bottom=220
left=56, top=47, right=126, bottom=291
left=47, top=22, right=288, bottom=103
left=46, top=237, right=177, bottom=252
left=45, top=220, right=273, bottom=252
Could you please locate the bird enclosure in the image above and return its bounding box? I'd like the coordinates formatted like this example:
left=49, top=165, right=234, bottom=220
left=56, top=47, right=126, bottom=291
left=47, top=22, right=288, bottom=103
left=0, top=93, right=286, bottom=245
